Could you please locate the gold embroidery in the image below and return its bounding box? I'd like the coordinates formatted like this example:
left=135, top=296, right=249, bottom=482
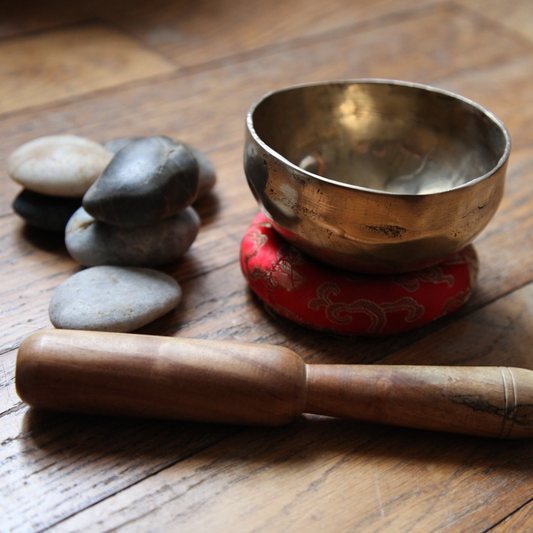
left=247, top=240, right=307, bottom=291
left=243, top=228, right=268, bottom=277
left=309, top=282, right=425, bottom=334
left=393, top=265, right=455, bottom=292
left=266, top=259, right=306, bottom=290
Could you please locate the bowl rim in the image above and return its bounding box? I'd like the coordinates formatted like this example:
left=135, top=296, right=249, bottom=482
left=246, top=78, right=512, bottom=197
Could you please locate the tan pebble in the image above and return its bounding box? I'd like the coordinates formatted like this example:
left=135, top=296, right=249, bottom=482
left=8, top=135, right=113, bottom=198
left=49, top=266, right=182, bottom=332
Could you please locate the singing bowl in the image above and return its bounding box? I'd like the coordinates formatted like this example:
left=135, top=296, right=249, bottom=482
left=244, top=80, right=510, bottom=273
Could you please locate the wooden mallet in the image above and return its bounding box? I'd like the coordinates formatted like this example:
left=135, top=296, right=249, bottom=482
left=15, top=329, right=533, bottom=438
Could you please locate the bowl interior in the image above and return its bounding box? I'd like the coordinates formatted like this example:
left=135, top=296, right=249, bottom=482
left=251, top=82, right=509, bottom=194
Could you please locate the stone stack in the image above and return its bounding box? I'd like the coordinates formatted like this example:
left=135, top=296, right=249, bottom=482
left=7, top=134, right=217, bottom=332
left=66, top=135, right=205, bottom=267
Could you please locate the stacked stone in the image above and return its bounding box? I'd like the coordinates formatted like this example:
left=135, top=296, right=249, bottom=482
left=66, top=135, right=206, bottom=268
left=9, top=135, right=113, bottom=232
left=8, top=134, right=216, bottom=333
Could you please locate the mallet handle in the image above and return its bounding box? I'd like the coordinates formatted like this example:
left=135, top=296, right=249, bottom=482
left=305, top=365, right=533, bottom=438
left=15, top=329, right=533, bottom=438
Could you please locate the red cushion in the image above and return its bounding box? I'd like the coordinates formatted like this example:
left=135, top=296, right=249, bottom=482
left=240, top=212, right=479, bottom=336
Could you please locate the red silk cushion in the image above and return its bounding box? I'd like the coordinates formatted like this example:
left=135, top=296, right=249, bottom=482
left=240, top=213, right=479, bottom=336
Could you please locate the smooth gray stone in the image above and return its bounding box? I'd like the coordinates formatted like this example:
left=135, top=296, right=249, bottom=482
left=49, top=265, right=182, bottom=332
left=65, top=206, right=200, bottom=267
left=7, top=135, right=113, bottom=197
left=83, top=136, right=199, bottom=227
left=104, top=136, right=216, bottom=199
left=12, top=189, right=82, bottom=232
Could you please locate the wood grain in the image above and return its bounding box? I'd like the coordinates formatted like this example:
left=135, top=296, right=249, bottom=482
left=2, top=0, right=533, bottom=531
left=455, top=0, right=533, bottom=44
left=0, top=0, right=438, bottom=65
left=0, top=22, right=175, bottom=115
left=56, top=426, right=533, bottom=533
left=492, top=503, right=533, bottom=532
left=0, top=2, right=527, bottom=162
left=0, top=407, right=239, bottom=532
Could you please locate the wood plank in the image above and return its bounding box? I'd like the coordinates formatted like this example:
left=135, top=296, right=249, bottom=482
left=0, top=22, right=175, bottom=115
left=0, top=2, right=526, bottom=151
left=0, top=2, right=100, bottom=38
left=0, top=402, right=240, bottom=532
left=2, top=3, right=533, bottom=531
left=115, top=0, right=441, bottom=68
left=54, top=424, right=533, bottom=532
left=492, top=502, right=533, bottom=532
left=0, top=0, right=533, bottom=532
left=0, top=0, right=438, bottom=63
left=0, top=4, right=524, bottom=353
left=47, top=282, right=533, bottom=532
left=3, top=128, right=533, bottom=528
left=456, top=0, right=533, bottom=44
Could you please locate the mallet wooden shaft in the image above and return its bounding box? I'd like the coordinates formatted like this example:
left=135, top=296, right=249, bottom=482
left=15, top=329, right=533, bottom=438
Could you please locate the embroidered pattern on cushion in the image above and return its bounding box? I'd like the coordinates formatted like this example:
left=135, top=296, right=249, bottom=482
left=310, top=282, right=425, bottom=334
left=393, top=265, right=455, bottom=292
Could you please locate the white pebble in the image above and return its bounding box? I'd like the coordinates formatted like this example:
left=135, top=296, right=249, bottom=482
left=8, top=135, right=113, bottom=197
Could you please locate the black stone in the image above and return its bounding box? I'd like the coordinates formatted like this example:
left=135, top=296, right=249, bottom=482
left=83, top=136, right=199, bottom=228
left=12, top=189, right=82, bottom=232
left=104, top=136, right=216, bottom=200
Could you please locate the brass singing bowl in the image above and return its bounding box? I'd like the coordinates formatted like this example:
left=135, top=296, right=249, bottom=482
left=244, top=80, right=511, bottom=273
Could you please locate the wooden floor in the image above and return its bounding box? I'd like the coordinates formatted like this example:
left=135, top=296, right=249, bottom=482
left=2, top=0, right=533, bottom=530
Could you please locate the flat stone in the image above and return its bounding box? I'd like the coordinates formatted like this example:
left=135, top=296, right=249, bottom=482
left=65, top=206, right=200, bottom=267
left=104, top=136, right=216, bottom=199
left=83, top=136, right=199, bottom=227
left=49, top=265, right=182, bottom=332
left=8, top=135, right=113, bottom=197
left=12, top=189, right=82, bottom=232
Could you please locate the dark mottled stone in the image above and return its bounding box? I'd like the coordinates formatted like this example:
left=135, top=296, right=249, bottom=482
left=104, top=136, right=216, bottom=199
left=12, top=189, right=82, bottom=232
left=83, top=136, right=199, bottom=228
left=65, top=206, right=200, bottom=267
